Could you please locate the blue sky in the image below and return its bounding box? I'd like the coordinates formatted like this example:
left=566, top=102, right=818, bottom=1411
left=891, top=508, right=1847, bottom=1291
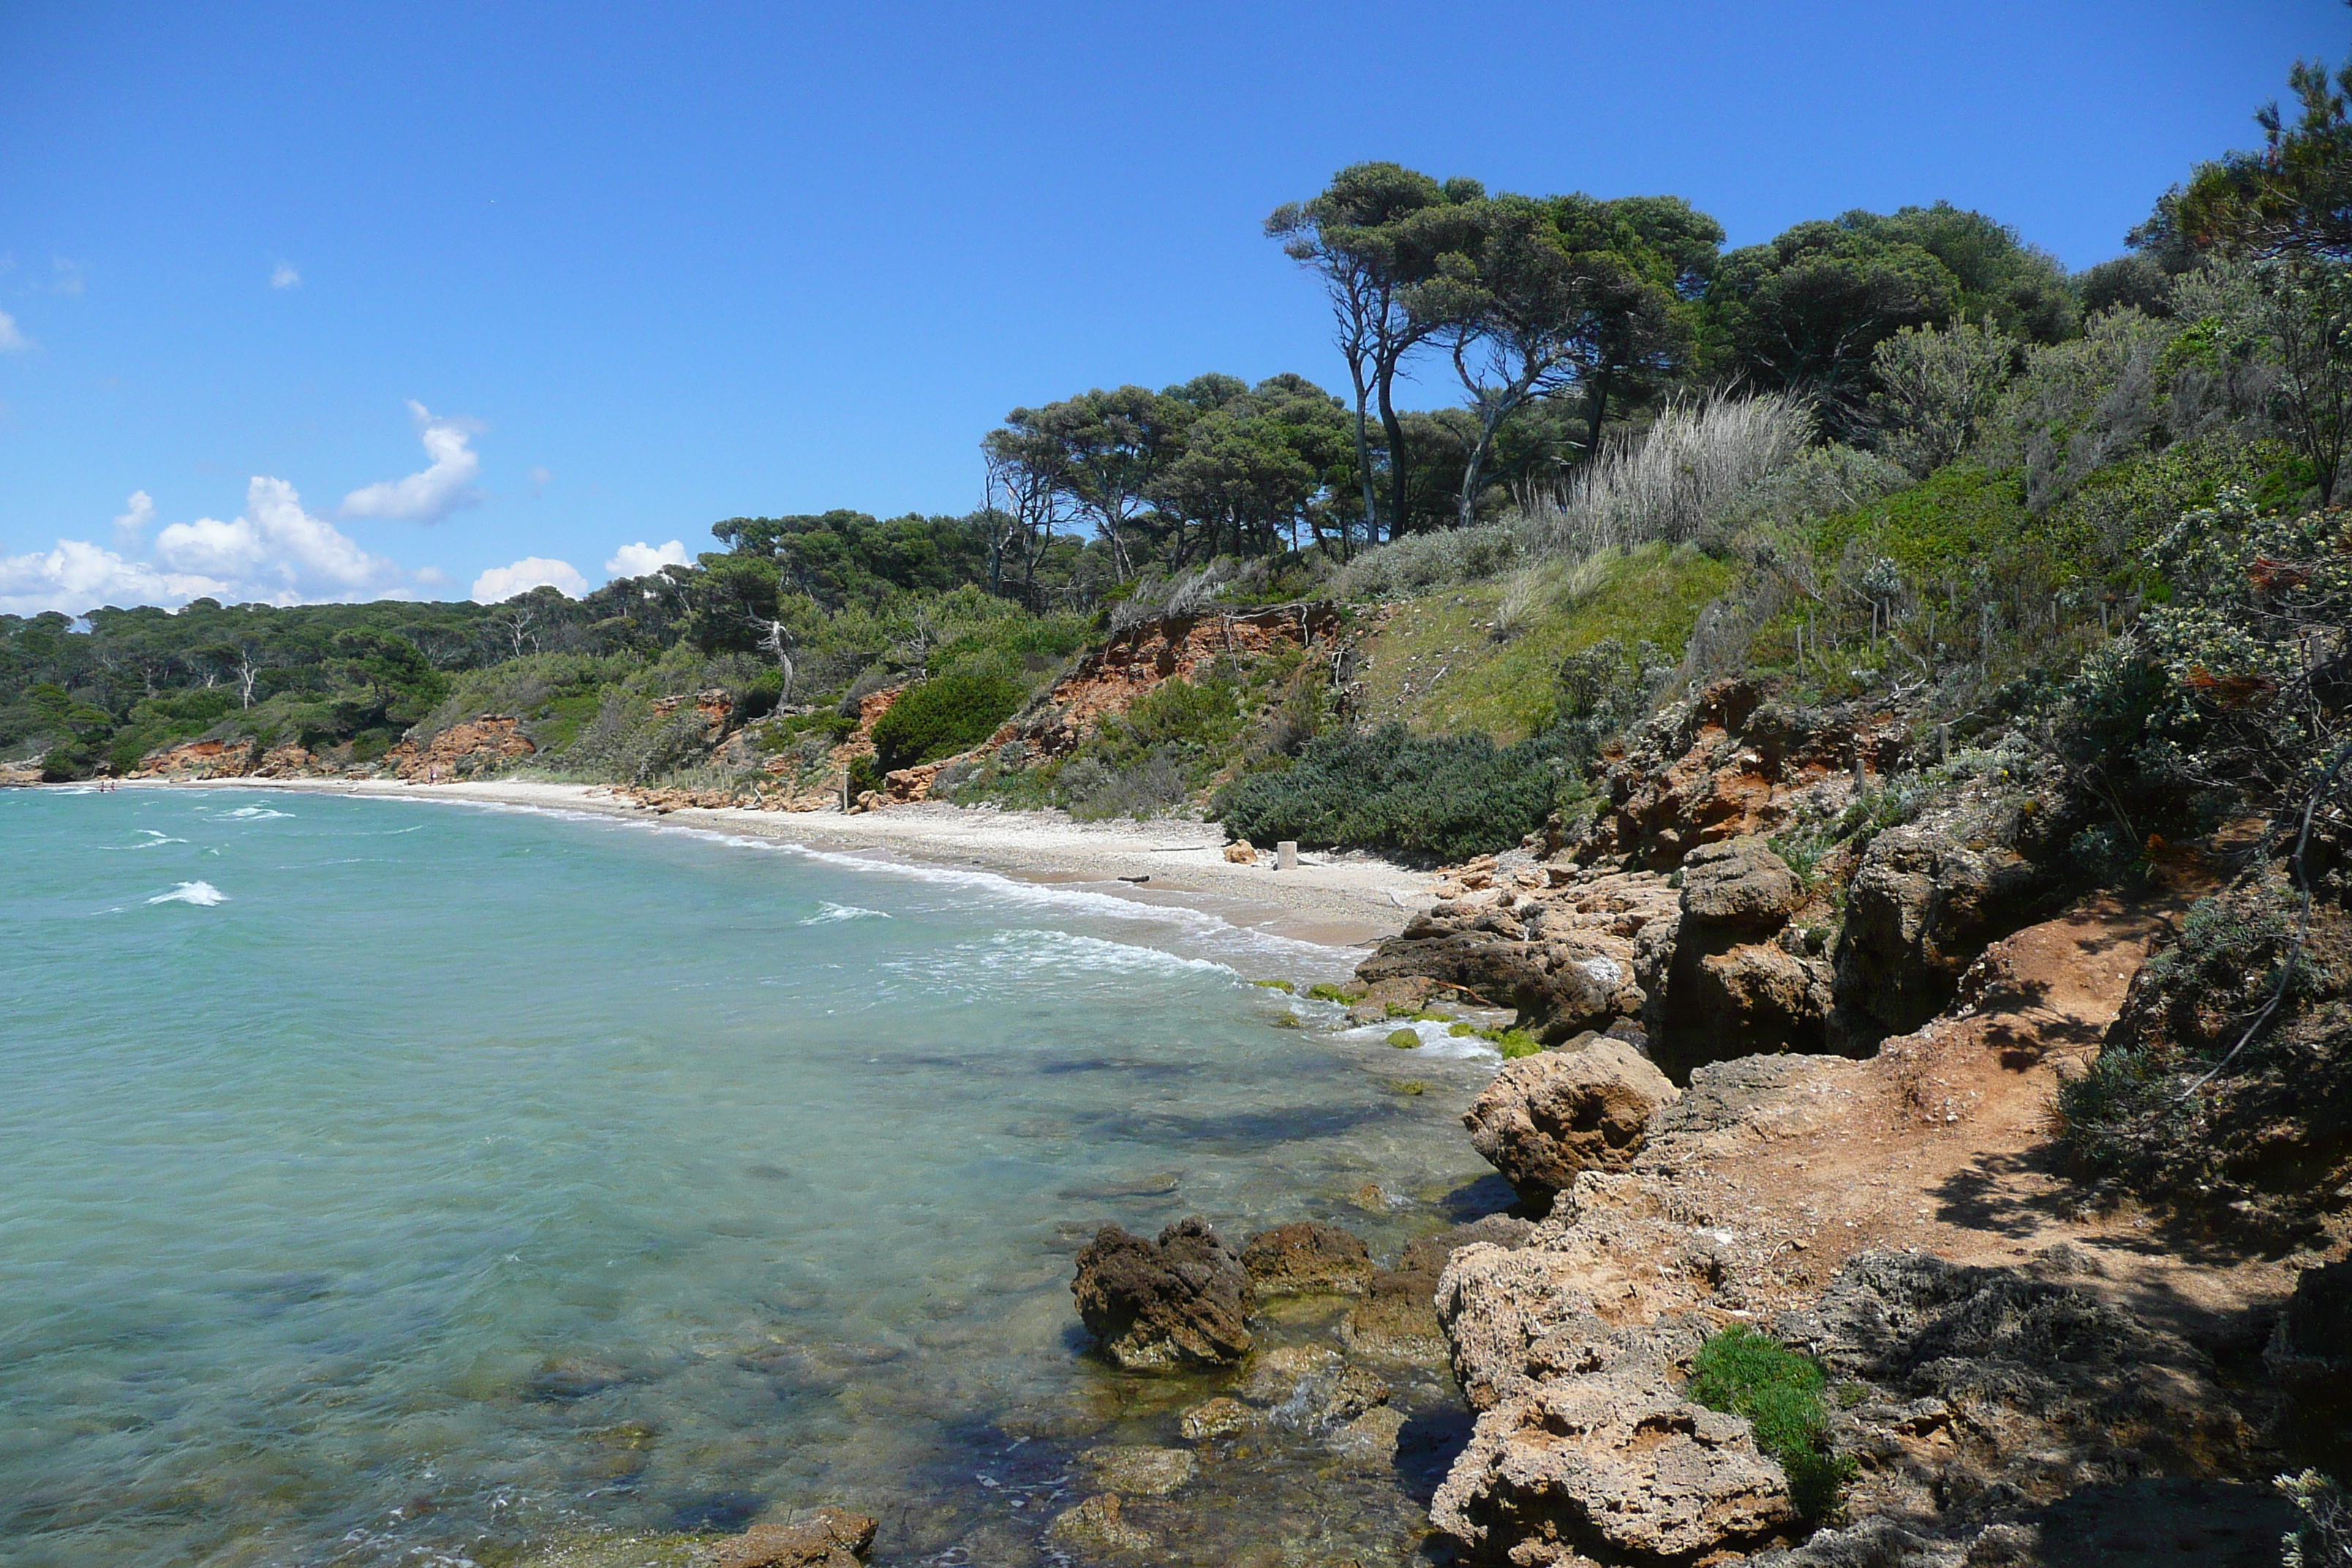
left=0, top=0, right=2340, bottom=613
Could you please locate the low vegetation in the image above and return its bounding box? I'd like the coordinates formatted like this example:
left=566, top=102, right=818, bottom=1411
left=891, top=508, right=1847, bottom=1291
left=1685, top=1325, right=1854, bottom=1522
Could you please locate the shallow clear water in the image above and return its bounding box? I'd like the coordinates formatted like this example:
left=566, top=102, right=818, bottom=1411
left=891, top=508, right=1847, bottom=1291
left=0, top=788, right=1502, bottom=1567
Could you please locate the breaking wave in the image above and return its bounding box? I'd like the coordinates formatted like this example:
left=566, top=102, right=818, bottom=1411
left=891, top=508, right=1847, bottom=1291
left=799, top=901, right=892, bottom=924
left=148, top=881, right=227, bottom=907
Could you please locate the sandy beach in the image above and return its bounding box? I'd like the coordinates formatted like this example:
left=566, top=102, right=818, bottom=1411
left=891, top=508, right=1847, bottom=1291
left=108, top=776, right=1441, bottom=953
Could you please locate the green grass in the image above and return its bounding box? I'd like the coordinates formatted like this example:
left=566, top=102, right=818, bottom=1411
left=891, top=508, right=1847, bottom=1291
left=1352, top=543, right=1736, bottom=741
left=1685, top=1325, right=1853, bottom=1520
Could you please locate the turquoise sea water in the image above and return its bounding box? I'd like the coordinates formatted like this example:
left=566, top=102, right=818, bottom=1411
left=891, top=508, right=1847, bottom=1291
left=0, top=788, right=1502, bottom=1567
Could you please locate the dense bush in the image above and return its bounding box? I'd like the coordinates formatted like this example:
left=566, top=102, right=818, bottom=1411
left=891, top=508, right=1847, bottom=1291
left=1685, top=1324, right=1852, bottom=1521
left=1215, top=721, right=1569, bottom=862
left=870, top=660, right=1026, bottom=771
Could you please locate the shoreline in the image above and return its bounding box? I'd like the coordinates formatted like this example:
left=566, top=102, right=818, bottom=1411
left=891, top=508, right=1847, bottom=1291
left=99, top=776, right=1438, bottom=957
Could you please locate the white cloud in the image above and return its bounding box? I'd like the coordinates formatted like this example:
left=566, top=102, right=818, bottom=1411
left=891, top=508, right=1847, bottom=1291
left=604, top=539, right=690, bottom=578
left=527, top=465, right=554, bottom=489
left=154, top=476, right=407, bottom=600
left=0, top=538, right=230, bottom=618
left=271, top=262, right=301, bottom=290
left=0, top=310, right=30, bottom=353
left=412, top=565, right=451, bottom=587
left=339, top=400, right=483, bottom=522
left=52, top=257, right=84, bottom=297
left=472, top=557, right=585, bottom=603
left=113, top=491, right=155, bottom=547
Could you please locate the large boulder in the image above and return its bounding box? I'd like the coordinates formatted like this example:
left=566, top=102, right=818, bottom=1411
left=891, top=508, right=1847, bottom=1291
left=1431, top=1360, right=1795, bottom=1564
left=1462, top=1039, right=1681, bottom=1206
left=1678, top=836, right=1803, bottom=930
left=1240, top=1221, right=1372, bottom=1297
left=1832, top=804, right=2054, bottom=1043
left=1071, top=1216, right=1253, bottom=1370
left=1656, top=931, right=1835, bottom=1079
left=2270, top=1259, right=2352, bottom=1372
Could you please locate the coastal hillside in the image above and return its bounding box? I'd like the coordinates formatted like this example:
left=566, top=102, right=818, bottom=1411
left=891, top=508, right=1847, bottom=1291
left=7, top=40, right=2352, bottom=1568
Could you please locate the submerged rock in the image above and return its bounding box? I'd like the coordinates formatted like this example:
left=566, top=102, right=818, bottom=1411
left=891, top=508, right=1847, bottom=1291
left=1240, top=1222, right=1373, bottom=1297
left=1340, top=1215, right=1537, bottom=1365
left=1327, top=1405, right=1408, bottom=1466
left=1071, top=1216, right=1253, bottom=1370
left=1177, top=1395, right=1255, bottom=1441
left=1240, top=1344, right=1392, bottom=1431
left=1080, top=1444, right=1196, bottom=1496
left=704, top=1507, right=877, bottom=1568
left=1047, top=1493, right=1155, bottom=1554
left=1461, top=1038, right=1679, bottom=1206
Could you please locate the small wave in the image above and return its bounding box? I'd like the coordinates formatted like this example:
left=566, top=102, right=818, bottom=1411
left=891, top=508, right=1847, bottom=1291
left=971, top=928, right=1233, bottom=979
left=222, top=806, right=293, bottom=820
left=102, top=831, right=189, bottom=851
left=148, top=881, right=228, bottom=907
left=799, top=902, right=892, bottom=924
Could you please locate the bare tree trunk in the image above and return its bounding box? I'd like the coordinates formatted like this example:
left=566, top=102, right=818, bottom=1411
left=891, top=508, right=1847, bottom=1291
left=1345, top=347, right=1376, bottom=557
left=1377, top=364, right=1409, bottom=539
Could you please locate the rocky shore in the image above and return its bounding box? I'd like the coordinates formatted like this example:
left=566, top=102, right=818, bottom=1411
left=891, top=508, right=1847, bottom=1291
left=89, top=671, right=2352, bottom=1568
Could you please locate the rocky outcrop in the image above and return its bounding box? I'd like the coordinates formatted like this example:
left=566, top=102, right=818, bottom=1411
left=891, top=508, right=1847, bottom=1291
left=1071, top=1216, right=1253, bottom=1370
left=382, top=715, right=536, bottom=781
left=1240, top=1222, right=1373, bottom=1297
left=133, top=735, right=258, bottom=778
left=705, top=1507, right=876, bottom=1568
left=651, top=687, right=734, bottom=734
left=1358, top=865, right=1678, bottom=1040
left=1461, top=1036, right=1680, bottom=1207
left=998, top=605, right=1339, bottom=761
left=252, top=741, right=320, bottom=777
left=1591, top=679, right=1888, bottom=870
left=1431, top=1322, right=1796, bottom=1564
left=1657, top=836, right=1834, bottom=1076
left=1422, top=894, right=2277, bottom=1568
left=1678, top=835, right=1804, bottom=929
left=1831, top=791, right=2057, bottom=1042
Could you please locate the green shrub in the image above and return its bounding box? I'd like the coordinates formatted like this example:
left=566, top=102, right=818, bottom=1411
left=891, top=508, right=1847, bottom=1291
left=1685, top=1325, right=1853, bottom=1520
left=1494, top=1029, right=1543, bottom=1059
left=869, top=661, right=1025, bottom=771
left=1306, top=983, right=1356, bottom=1003
left=1215, top=721, right=1570, bottom=863
left=1386, top=1028, right=1422, bottom=1049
